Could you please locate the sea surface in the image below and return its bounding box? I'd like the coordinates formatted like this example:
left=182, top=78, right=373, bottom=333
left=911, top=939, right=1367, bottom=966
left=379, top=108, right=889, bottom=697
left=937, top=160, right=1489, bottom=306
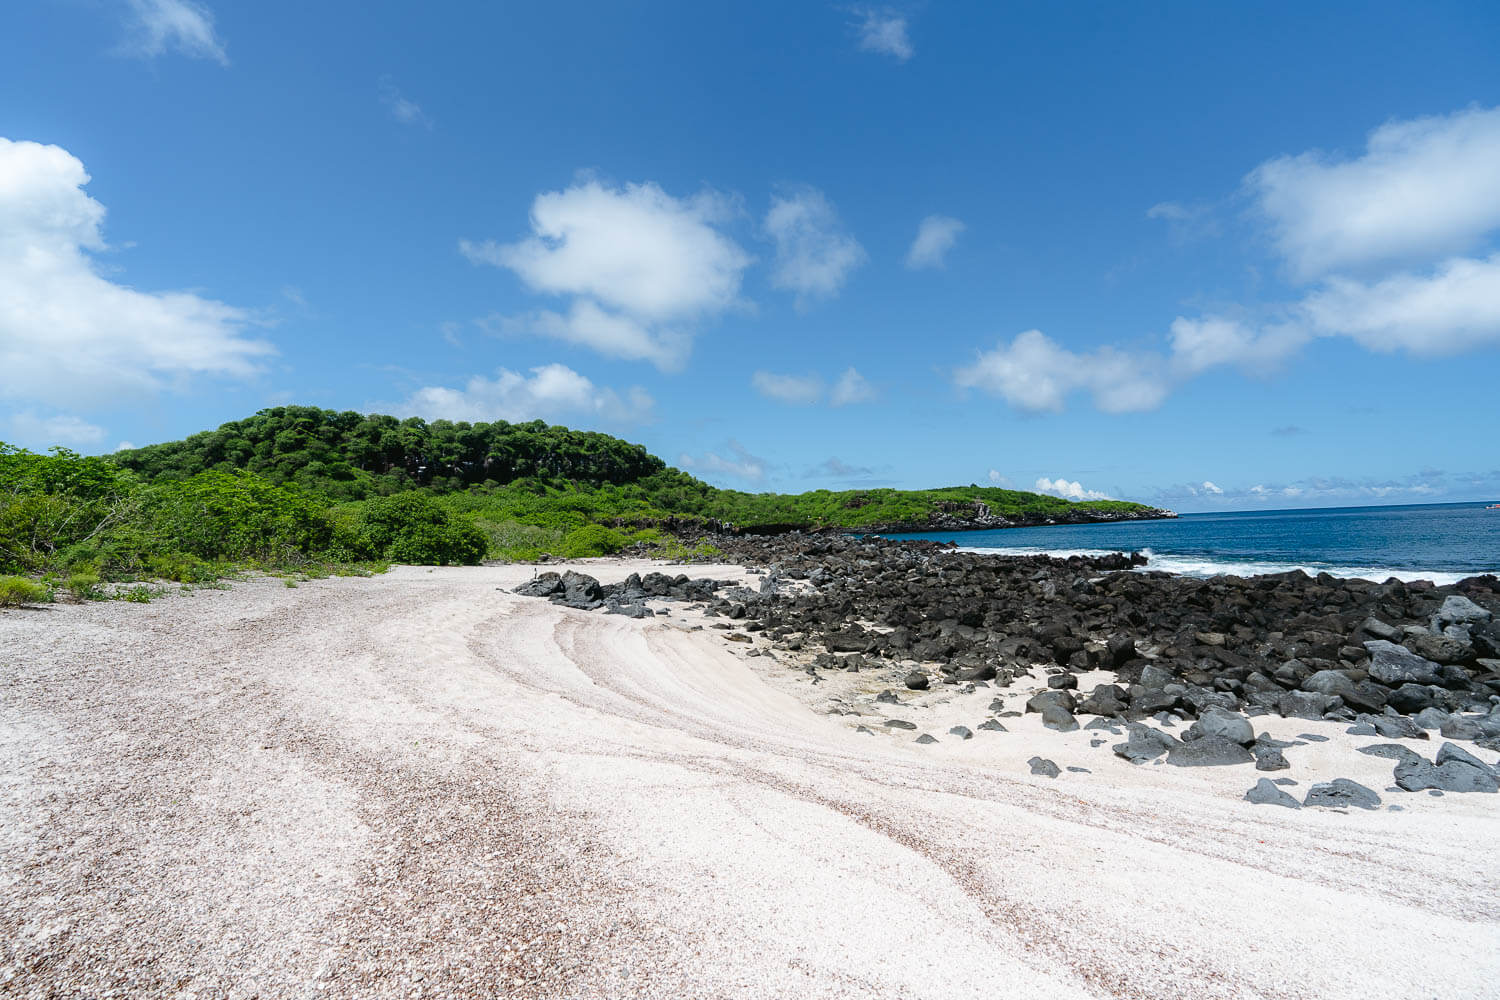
left=886, top=502, right=1500, bottom=585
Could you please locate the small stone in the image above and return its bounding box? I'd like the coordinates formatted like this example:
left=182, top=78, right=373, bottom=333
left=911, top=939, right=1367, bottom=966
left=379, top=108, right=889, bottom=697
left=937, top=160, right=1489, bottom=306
left=915, top=733, right=938, bottom=745
left=977, top=720, right=1007, bottom=733
left=1027, top=756, right=1061, bottom=778
left=948, top=725, right=973, bottom=740
left=1245, top=778, right=1301, bottom=808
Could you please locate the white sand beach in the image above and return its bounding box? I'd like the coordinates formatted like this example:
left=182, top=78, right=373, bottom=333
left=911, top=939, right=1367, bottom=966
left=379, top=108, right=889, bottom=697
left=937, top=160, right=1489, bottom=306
left=3, top=562, right=1498, bottom=999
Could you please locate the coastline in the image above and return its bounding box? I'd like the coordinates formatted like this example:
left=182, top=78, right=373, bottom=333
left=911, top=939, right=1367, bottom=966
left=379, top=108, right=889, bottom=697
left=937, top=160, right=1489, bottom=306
left=3, top=561, right=1497, bottom=998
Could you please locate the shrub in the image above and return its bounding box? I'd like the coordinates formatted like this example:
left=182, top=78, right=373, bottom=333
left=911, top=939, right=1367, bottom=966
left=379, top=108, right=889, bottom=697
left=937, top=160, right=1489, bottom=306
left=0, top=575, right=53, bottom=607
left=337, top=493, right=488, bottom=565
left=557, top=524, right=627, bottom=559
left=146, top=471, right=333, bottom=561
left=67, top=569, right=103, bottom=601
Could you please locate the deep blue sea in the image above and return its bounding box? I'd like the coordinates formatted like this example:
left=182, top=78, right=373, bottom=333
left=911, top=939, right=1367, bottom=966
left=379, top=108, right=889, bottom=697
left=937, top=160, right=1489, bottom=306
left=887, top=502, right=1500, bottom=585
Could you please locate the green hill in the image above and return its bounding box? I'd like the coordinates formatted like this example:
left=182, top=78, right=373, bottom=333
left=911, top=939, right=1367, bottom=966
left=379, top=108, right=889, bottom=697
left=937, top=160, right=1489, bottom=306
left=0, top=406, right=1166, bottom=590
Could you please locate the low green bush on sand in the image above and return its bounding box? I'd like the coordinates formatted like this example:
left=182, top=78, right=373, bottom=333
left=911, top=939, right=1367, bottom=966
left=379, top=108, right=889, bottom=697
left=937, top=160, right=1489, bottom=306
left=0, top=575, right=53, bottom=607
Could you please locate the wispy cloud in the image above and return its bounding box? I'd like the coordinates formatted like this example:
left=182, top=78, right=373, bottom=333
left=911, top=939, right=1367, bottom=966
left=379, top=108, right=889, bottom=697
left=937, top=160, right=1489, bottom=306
left=751, top=371, right=824, bottom=405
left=678, top=441, right=768, bottom=484
left=764, top=186, right=866, bottom=308
left=806, top=456, right=874, bottom=479
left=7, top=411, right=106, bottom=449
left=749, top=366, right=877, bottom=406
left=118, top=0, right=227, bottom=64
left=905, top=215, right=965, bottom=269
left=380, top=77, right=432, bottom=128
left=852, top=7, right=913, bottom=61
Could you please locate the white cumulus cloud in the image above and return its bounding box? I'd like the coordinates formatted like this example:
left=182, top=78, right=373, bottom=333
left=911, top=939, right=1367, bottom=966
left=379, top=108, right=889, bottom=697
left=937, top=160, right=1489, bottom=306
left=954, top=330, right=1168, bottom=414
left=1035, top=476, right=1112, bottom=501
left=119, top=0, right=227, bottom=64
left=1299, top=253, right=1500, bottom=355
left=751, top=371, right=824, bottom=405
left=764, top=187, right=866, bottom=307
left=853, top=8, right=913, bottom=61
left=1248, top=104, right=1500, bottom=279
left=0, top=137, right=271, bottom=410
left=905, top=215, right=964, bottom=269
left=462, top=178, right=751, bottom=369
left=398, top=364, right=654, bottom=426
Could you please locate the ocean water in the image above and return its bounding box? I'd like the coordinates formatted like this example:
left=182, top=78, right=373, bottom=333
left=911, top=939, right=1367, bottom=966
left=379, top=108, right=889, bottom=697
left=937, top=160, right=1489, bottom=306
left=886, top=502, right=1500, bottom=585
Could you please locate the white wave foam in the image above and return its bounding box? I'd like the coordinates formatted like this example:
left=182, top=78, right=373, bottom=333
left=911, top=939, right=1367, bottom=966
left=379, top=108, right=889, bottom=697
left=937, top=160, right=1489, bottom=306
left=951, top=545, right=1484, bottom=585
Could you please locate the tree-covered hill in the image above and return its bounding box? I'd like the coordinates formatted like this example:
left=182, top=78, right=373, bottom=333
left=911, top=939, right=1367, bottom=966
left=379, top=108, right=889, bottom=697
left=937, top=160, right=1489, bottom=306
left=112, top=406, right=664, bottom=499
left=1, top=407, right=1169, bottom=591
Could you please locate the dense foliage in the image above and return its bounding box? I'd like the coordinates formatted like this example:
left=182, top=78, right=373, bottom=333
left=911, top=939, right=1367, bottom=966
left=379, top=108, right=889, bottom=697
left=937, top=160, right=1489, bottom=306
left=0, top=406, right=1161, bottom=590
left=112, top=406, right=664, bottom=500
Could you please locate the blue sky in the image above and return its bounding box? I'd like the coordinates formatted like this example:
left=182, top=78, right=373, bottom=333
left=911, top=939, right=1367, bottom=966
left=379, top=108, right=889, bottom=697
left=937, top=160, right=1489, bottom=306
left=3, top=1, right=1499, bottom=511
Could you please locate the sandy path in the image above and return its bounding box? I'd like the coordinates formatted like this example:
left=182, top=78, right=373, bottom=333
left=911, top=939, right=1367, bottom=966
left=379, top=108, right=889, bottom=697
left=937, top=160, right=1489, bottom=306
left=2, top=562, right=1497, bottom=999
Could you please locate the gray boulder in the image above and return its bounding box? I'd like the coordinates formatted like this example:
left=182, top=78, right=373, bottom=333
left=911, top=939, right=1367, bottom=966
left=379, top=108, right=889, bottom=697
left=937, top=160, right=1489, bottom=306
left=977, top=719, right=1007, bottom=732
left=1251, top=743, right=1290, bottom=771
left=904, top=671, right=930, bottom=691
left=948, top=725, right=974, bottom=740
left=1365, top=640, right=1444, bottom=685
left=1371, top=714, right=1427, bottom=740
left=1394, top=757, right=1498, bottom=794
left=1167, top=735, right=1255, bottom=767
left=1304, top=779, right=1382, bottom=810
left=1357, top=743, right=1425, bottom=765
left=1245, top=778, right=1301, bottom=808
left=1112, top=724, right=1180, bottom=764
left=1039, top=704, right=1080, bottom=732
left=1026, top=689, right=1078, bottom=715
left=1139, top=663, right=1176, bottom=689
left=1186, top=707, right=1256, bottom=746
left=1438, top=595, right=1493, bottom=627
left=1406, top=632, right=1475, bottom=666
left=1360, top=617, right=1403, bottom=641
left=915, top=733, right=938, bottom=745
left=513, top=571, right=563, bottom=597
left=1278, top=690, right=1340, bottom=720
left=1077, top=684, right=1128, bottom=717
left=1435, top=741, right=1495, bottom=775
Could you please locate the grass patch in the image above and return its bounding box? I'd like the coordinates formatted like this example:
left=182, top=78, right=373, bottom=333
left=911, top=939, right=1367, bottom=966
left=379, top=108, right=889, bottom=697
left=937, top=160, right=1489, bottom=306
left=0, top=575, right=53, bottom=607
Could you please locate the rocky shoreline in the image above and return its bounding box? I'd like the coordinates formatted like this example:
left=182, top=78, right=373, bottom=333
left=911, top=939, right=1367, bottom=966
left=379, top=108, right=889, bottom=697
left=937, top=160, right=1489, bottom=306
left=516, top=532, right=1500, bottom=807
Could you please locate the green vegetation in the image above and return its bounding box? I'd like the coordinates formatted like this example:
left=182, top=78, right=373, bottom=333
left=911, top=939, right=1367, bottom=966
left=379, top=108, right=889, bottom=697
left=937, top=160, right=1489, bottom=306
left=1, top=406, right=1160, bottom=594
left=0, top=574, right=53, bottom=607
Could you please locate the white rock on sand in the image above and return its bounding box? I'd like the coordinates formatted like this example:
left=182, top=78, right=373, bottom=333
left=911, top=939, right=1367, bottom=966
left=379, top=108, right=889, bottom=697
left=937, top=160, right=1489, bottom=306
left=1, top=561, right=1497, bottom=999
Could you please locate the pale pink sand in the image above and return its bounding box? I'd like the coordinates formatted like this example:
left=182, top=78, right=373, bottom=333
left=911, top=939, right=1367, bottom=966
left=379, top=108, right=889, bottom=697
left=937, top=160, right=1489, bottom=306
left=2, top=562, right=1497, bottom=999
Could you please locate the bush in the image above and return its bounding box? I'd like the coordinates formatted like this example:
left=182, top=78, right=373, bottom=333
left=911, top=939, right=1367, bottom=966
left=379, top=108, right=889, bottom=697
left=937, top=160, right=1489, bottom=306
left=557, top=524, right=627, bottom=559
left=146, top=471, right=333, bottom=561
left=0, top=575, right=53, bottom=607
left=67, top=569, right=103, bottom=601
left=473, top=519, right=564, bottom=562
left=336, top=493, right=488, bottom=565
